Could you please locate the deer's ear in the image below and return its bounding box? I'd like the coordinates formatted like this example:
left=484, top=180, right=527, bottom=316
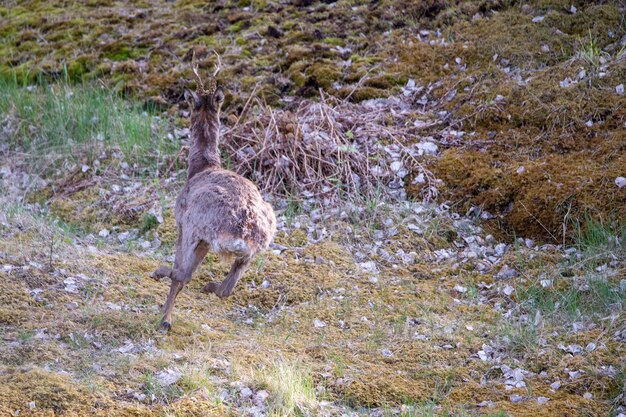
left=213, top=87, right=225, bottom=109
left=184, top=89, right=201, bottom=110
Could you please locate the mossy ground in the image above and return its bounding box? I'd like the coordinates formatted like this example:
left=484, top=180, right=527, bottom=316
left=2, top=0, right=624, bottom=241
left=1, top=1, right=625, bottom=415
left=1, top=185, right=623, bottom=416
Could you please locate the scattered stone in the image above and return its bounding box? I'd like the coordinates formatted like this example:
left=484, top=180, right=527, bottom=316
left=550, top=380, right=561, bottom=390
left=313, top=319, right=327, bottom=328
left=240, top=386, right=253, bottom=398
left=155, top=369, right=182, bottom=386
left=359, top=261, right=378, bottom=274
left=583, top=392, right=593, bottom=400
left=532, top=16, right=545, bottom=23
left=254, top=390, right=269, bottom=405
left=133, top=392, right=147, bottom=402
left=615, top=177, right=626, bottom=188
left=509, top=394, right=524, bottom=403
left=116, top=340, right=135, bottom=354
left=63, top=278, right=78, bottom=293
left=496, top=265, right=517, bottom=280
left=417, top=141, right=438, bottom=155
left=585, top=342, right=597, bottom=353
left=381, top=348, right=393, bottom=357
left=537, top=396, right=551, bottom=404
left=98, top=229, right=110, bottom=237
left=454, top=285, right=467, bottom=294
left=616, top=84, right=624, bottom=95
left=502, top=285, right=514, bottom=296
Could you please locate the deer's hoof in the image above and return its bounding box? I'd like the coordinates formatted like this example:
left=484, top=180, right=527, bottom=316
left=201, top=282, right=219, bottom=294
left=159, top=321, right=172, bottom=333
left=152, top=266, right=171, bottom=280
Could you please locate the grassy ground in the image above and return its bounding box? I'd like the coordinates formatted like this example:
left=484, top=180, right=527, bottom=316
left=2, top=0, right=625, bottom=241
left=1, top=81, right=625, bottom=416
left=1, top=1, right=625, bottom=416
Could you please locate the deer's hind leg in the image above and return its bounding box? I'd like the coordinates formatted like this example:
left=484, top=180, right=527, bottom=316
left=160, top=238, right=209, bottom=332
left=202, top=255, right=252, bottom=299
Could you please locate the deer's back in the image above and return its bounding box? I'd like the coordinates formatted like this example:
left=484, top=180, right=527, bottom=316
left=176, top=168, right=276, bottom=254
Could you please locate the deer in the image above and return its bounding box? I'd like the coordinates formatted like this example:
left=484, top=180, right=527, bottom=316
left=152, top=53, right=276, bottom=332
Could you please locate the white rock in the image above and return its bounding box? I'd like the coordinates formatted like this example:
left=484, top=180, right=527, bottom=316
left=454, top=285, right=467, bottom=294
left=532, top=16, right=544, bottom=23
left=540, top=279, right=552, bottom=288
left=585, top=342, right=596, bottom=353
left=503, top=285, right=514, bottom=296
left=583, top=392, right=593, bottom=399
left=254, top=390, right=269, bottom=404
left=550, top=380, right=561, bottom=390
left=29, top=401, right=36, bottom=409
left=537, top=396, right=550, bottom=404
left=516, top=166, right=525, bottom=174
left=616, top=84, right=624, bottom=95
left=155, top=369, right=182, bottom=386
left=381, top=348, right=393, bottom=357
left=359, top=261, right=379, bottom=274
left=568, top=370, right=583, bottom=379
left=615, top=177, right=626, bottom=188
left=497, top=265, right=517, bottom=280
left=585, top=120, right=593, bottom=127
left=509, top=394, right=524, bottom=403
left=390, top=161, right=404, bottom=173
left=240, top=387, right=253, bottom=398
left=116, top=340, right=135, bottom=354
left=417, top=141, right=438, bottom=155
left=313, top=319, right=327, bottom=328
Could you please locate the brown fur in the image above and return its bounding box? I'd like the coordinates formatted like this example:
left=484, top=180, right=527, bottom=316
left=152, top=72, right=276, bottom=332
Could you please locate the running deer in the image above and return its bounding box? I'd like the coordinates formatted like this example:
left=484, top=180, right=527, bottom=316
left=152, top=54, right=276, bottom=332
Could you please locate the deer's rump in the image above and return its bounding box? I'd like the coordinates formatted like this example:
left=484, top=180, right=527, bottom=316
left=176, top=168, right=276, bottom=258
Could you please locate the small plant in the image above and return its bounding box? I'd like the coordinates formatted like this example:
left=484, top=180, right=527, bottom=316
left=253, top=359, right=319, bottom=417
left=141, top=212, right=160, bottom=233
left=575, top=31, right=605, bottom=68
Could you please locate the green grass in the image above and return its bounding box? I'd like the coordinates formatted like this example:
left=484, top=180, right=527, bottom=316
left=0, top=71, right=175, bottom=176
left=251, top=359, right=319, bottom=417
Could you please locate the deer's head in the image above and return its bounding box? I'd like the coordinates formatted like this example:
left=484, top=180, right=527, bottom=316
left=184, top=52, right=224, bottom=118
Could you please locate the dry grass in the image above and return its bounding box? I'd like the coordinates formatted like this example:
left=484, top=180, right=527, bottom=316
left=222, top=90, right=438, bottom=201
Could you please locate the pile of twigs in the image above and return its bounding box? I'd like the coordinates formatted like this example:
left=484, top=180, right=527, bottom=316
left=222, top=90, right=438, bottom=201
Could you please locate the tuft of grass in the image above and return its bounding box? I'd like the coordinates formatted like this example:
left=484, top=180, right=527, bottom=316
left=575, top=31, right=604, bottom=68
left=0, top=72, right=175, bottom=176
left=575, top=216, right=625, bottom=254
left=253, top=359, right=319, bottom=417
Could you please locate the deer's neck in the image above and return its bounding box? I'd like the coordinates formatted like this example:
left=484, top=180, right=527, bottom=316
left=187, top=116, right=221, bottom=179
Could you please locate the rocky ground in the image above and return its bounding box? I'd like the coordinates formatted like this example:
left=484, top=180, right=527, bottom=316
left=1, top=116, right=625, bottom=416
left=1, top=1, right=625, bottom=416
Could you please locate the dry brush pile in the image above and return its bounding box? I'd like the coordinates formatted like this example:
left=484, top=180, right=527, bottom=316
left=221, top=91, right=439, bottom=202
